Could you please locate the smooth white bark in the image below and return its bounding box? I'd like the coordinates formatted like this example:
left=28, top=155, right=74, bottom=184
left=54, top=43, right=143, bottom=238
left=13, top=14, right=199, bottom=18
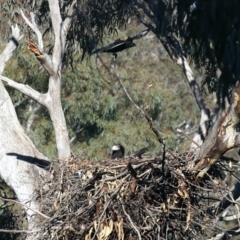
left=18, top=0, right=77, bottom=159
left=0, top=25, right=50, bottom=239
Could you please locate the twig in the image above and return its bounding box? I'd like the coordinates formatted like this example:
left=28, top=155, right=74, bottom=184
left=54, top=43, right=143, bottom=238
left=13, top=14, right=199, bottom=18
left=176, top=128, right=201, bottom=148
left=118, top=77, right=164, bottom=145
left=121, top=199, right=142, bottom=240
left=0, top=228, right=41, bottom=233
left=0, top=196, right=50, bottom=219
left=92, top=183, right=124, bottom=239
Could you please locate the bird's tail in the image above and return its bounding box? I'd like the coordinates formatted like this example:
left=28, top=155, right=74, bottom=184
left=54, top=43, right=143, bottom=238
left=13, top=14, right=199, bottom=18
left=133, top=147, right=149, bottom=158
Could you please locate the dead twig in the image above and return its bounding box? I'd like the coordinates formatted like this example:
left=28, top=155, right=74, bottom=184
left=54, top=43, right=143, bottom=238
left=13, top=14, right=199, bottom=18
left=0, top=196, right=50, bottom=219
left=121, top=199, right=142, bottom=240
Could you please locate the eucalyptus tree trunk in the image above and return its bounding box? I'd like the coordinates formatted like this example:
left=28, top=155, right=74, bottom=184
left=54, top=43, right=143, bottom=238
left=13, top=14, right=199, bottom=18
left=193, top=82, right=240, bottom=177
left=0, top=25, right=50, bottom=239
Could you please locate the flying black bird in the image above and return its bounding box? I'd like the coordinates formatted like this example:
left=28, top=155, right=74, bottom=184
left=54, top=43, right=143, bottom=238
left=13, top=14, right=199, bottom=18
left=111, top=144, right=125, bottom=159
left=92, top=29, right=149, bottom=58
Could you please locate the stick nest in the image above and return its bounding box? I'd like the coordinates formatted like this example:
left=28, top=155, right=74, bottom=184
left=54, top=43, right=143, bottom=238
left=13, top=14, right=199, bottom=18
left=35, top=150, right=229, bottom=240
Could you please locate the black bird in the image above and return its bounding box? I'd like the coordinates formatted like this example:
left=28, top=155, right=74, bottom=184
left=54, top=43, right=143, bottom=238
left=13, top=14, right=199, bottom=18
left=92, top=29, right=149, bottom=58
left=111, top=144, right=125, bottom=159
left=111, top=144, right=149, bottom=160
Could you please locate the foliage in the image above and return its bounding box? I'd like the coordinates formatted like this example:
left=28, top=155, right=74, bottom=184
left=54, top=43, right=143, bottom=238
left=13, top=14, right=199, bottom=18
left=178, top=0, right=240, bottom=101
left=1, top=0, right=240, bottom=102
left=3, top=22, right=198, bottom=159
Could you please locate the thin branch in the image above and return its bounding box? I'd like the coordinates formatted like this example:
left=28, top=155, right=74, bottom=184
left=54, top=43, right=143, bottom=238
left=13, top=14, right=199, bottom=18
left=118, top=77, right=164, bottom=145
left=0, top=229, right=41, bottom=233
left=14, top=96, right=28, bottom=108
left=130, top=2, right=157, bottom=34
left=121, top=199, right=142, bottom=240
left=92, top=183, right=124, bottom=239
left=20, top=10, right=43, bottom=50
left=0, top=196, right=50, bottom=219
left=176, top=128, right=201, bottom=148
left=131, top=0, right=156, bottom=26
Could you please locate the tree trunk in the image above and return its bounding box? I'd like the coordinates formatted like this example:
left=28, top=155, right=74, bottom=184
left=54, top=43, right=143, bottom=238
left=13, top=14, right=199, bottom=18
left=193, top=82, right=240, bottom=178
left=47, top=75, right=71, bottom=159
left=0, top=25, right=50, bottom=239
left=0, top=80, right=50, bottom=238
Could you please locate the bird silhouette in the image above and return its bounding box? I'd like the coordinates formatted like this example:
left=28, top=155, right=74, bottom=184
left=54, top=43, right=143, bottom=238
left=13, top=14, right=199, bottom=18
left=111, top=144, right=125, bottom=159
left=111, top=144, right=149, bottom=160
left=92, top=29, right=149, bottom=58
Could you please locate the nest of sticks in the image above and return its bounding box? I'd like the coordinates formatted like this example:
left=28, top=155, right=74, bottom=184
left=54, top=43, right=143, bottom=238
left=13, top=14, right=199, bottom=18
left=33, top=147, right=232, bottom=240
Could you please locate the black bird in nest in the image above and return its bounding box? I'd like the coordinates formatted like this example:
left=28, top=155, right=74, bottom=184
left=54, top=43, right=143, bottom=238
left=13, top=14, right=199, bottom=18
left=111, top=144, right=125, bottom=159
left=111, top=144, right=148, bottom=160
left=92, top=29, right=149, bottom=58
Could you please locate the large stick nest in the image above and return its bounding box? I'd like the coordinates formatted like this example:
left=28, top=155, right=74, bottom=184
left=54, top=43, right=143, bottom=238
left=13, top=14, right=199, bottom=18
left=35, top=150, right=231, bottom=240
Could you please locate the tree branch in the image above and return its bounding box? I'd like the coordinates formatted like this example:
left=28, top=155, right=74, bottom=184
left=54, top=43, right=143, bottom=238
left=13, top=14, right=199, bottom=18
left=118, top=77, right=164, bottom=146
left=20, top=10, right=43, bottom=50
left=0, top=76, right=47, bottom=107
left=0, top=229, right=41, bottom=233
left=61, top=0, right=76, bottom=45
left=0, top=196, right=50, bottom=219
left=21, top=11, right=55, bottom=77
left=130, top=3, right=211, bottom=148
left=121, top=199, right=142, bottom=240
left=159, top=35, right=211, bottom=148
left=0, top=24, right=23, bottom=75
left=48, top=0, right=63, bottom=67
left=130, top=2, right=157, bottom=35
left=131, top=0, right=156, bottom=27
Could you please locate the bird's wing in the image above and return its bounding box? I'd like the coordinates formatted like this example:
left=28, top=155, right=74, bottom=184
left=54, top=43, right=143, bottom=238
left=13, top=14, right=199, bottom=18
left=102, top=39, right=127, bottom=51
left=130, top=29, right=149, bottom=41
left=91, top=39, right=124, bottom=54
left=92, top=30, right=149, bottom=54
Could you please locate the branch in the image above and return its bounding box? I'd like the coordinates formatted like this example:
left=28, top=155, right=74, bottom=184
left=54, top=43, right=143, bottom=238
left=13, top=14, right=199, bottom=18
left=0, top=196, right=50, bottom=219
left=48, top=0, right=63, bottom=66
left=118, top=77, right=164, bottom=145
left=121, top=199, right=142, bottom=240
left=61, top=0, right=76, bottom=44
left=0, top=24, right=23, bottom=75
left=193, top=83, right=240, bottom=176
left=21, top=11, right=55, bottom=76
left=130, top=2, right=157, bottom=35
left=27, top=41, right=55, bottom=76
left=0, top=75, right=47, bottom=107
left=207, top=181, right=240, bottom=216
left=20, top=10, right=43, bottom=50
left=130, top=2, right=210, bottom=147
left=159, top=35, right=211, bottom=148
left=0, top=228, right=41, bottom=233
left=176, top=128, right=201, bottom=148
